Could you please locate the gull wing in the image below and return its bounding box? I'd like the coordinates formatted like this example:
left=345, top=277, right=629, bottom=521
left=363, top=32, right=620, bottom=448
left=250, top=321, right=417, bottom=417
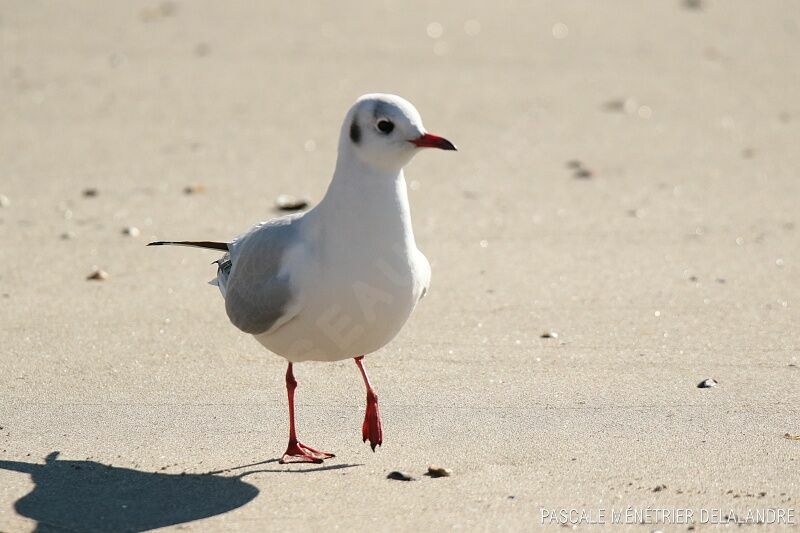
left=219, top=213, right=306, bottom=335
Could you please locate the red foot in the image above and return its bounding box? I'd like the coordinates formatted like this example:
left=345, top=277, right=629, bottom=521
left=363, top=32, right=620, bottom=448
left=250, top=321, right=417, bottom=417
left=362, top=390, right=383, bottom=451
left=280, top=440, right=335, bottom=464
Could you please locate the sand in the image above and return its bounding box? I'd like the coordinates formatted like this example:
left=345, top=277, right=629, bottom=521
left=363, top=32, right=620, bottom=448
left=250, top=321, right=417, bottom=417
left=1, top=1, right=798, bottom=531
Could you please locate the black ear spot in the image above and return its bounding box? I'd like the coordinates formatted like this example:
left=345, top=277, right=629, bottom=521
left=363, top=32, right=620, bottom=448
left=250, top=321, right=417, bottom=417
left=349, top=120, right=361, bottom=144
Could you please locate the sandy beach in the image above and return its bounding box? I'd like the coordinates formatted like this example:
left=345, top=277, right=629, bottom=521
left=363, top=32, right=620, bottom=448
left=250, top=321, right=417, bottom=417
left=1, top=1, right=799, bottom=530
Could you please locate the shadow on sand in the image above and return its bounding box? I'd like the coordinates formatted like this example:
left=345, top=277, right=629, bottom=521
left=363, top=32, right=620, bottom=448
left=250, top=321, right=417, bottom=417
left=0, top=451, right=358, bottom=532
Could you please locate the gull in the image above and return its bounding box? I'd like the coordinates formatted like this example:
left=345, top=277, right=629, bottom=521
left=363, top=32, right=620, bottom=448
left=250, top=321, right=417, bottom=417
left=149, top=94, right=456, bottom=463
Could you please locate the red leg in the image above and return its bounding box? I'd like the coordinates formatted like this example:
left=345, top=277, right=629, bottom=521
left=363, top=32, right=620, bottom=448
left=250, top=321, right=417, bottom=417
left=280, top=363, right=335, bottom=464
left=355, top=356, right=383, bottom=451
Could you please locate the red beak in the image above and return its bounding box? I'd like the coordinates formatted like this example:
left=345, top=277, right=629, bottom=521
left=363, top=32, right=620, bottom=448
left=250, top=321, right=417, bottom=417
left=410, top=133, right=457, bottom=151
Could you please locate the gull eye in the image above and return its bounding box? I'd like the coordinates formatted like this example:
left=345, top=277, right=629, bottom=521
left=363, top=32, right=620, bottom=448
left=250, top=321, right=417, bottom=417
left=376, top=119, right=394, bottom=134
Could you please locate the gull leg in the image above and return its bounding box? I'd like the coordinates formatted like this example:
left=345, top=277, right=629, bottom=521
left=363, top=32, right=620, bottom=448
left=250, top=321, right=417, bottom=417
left=280, top=363, right=335, bottom=464
left=355, top=356, right=383, bottom=451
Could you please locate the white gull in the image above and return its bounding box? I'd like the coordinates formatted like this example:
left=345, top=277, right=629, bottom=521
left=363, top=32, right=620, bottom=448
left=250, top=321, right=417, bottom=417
left=150, top=93, right=456, bottom=463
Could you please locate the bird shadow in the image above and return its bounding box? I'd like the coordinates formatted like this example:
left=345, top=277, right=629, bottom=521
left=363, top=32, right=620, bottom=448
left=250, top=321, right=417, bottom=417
left=0, top=452, right=360, bottom=532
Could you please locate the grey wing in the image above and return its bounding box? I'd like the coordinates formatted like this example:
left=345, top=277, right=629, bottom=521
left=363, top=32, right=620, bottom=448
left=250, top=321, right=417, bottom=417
left=220, top=214, right=305, bottom=335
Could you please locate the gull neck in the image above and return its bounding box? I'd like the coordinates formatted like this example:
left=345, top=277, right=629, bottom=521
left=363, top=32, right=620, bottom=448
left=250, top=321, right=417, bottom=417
left=315, top=147, right=416, bottom=250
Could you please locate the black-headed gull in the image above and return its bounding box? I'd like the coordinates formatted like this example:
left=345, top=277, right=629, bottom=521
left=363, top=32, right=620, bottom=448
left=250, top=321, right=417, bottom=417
left=149, top=94, right=456, bottom=463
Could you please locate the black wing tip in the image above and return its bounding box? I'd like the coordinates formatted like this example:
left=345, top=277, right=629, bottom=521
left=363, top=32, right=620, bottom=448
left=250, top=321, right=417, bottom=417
left=146, top=240, right=229, bottom=251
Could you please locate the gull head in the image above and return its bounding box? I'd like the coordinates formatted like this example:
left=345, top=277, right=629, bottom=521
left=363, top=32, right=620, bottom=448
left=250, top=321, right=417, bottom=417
left=340, top=93, right=456, bottom=173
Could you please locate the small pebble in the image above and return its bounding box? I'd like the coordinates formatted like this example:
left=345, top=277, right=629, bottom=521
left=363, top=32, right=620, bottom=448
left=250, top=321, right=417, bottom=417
left=275, top=194, right=309, bottom=211
left=0, top=195, right=10, bottom=207
left=540, top=331, right=558, bottom=339
left=122, top=226, right=141, bottom=237
left=86, top=269, right=109, bottom=281
left=697, top=378, right=717, bottom=389
left=426, top=465, right=452, bottom=478
left=565, top=160, right=593, bottom=179
left=183, top=184, right=206, bottom=195
left=602, top=99, right=626, bottom=112
left=82, top=188, right=99, bottom=197
left=604, top=98, right=640, bottom=114
left=387, top=470, right=415, bottom=481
